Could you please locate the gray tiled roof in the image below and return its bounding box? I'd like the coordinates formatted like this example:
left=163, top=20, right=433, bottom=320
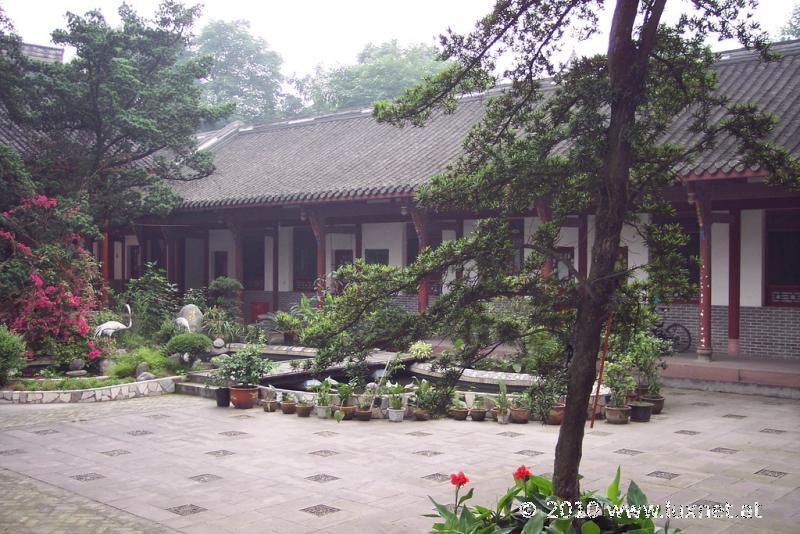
left=174, top=40, right=800, bottom=210
left=20, top=43, right=64, bottom=64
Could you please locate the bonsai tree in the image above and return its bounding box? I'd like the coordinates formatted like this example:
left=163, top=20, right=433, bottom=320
left=209, top=343, right=276, bottom=388
left=208, top=277, right=244, bottom=321
left=165, top=332, right=213, bottom=363
left=621, top=330, right=673, bottom=390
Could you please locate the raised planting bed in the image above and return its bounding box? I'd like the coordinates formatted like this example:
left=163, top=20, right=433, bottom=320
left=0, top=375, right=184, bottom=404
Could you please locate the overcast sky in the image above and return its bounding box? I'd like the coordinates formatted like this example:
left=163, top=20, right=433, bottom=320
left=3, top=0, right=795, bottom=77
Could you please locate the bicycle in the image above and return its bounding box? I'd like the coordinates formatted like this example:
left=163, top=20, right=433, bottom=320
left=651, top=307, right=692, bottom=353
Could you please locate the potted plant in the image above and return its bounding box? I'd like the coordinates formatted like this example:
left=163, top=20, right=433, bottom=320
left=509, top=394, right=530, bottom=424
left=280, top=391, right=297, bottom=414
left=208, top=342, right=276, bottom=409
left=262, top=385, right=280, bottom=412
left=205, top=370, right=230, bottom=408
left=529, top=373, right=566, bottom=425
left=449, top=392, right=469, bottom=421
left=410, top=378, right=434, bottom=421
left=334, top=381, right=356, bottom=420
left=629, top=400, right=655, bottom=422
left=296, top=396, right=313, bottom=417
left=469, top=395, right=487, bottom=421
left=641, top=375, right=665, bottom=414
left=623, top=331, right=672, bottom=401
left=605, top=362, right=635, bottom=424
left=355, top=394, right=373, bottom=421
left=314, top=378, right=334, bottom=419
left=386, top=384, right=405, bottom=422
left=494, top=380, right=511, bottom=424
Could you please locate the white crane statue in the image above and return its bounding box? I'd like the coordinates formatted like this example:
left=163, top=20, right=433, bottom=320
left=93, top=304, right=132, bottom=337
left=175, top=317, right=191, bottom=331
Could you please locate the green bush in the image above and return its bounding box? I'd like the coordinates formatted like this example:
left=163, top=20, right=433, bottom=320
left=109, top=347, right=172, bottom=378
left=208, top=277, right=243, bottom=320
left=124, top=262, right=179, bottom=336
left=165, top=332, right=212, bottom=357
left=12, top=376, right=135, bottom=391
left=154, top=317, right=184, bottom=345
left=202, top=306, right=243, bottom=343
left=0, top=325, right=26, bottom=386
left=182, top=287, right=208, bottom=311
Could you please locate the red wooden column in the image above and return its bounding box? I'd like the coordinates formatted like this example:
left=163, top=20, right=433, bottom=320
left=578, top=213, right=588, bottom=278
left=535, top=198, right=554, bottom=276
left=692, top=187, right=713, bottom=360
left=728, top=208, right=741, bottom=355
left=410, top=207, right=430, bottom=313
left=272, top=224, right=280, bottom=312
left=308, top=211, right=327, bottom=306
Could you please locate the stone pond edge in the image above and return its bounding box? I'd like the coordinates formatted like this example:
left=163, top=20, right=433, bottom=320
left=0, top=376, right=184, bottom=404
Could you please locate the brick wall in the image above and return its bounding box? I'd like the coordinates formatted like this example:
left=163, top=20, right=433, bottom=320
left=660, top=304, right=800, bottom=359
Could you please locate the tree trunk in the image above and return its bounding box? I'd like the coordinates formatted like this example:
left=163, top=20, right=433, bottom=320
left=552, top=0, right=665, bottom=501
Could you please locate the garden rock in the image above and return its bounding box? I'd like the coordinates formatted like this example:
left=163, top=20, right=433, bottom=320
left=136, top=372, right=156, bottom=381
left=135, top=362, right=150, bottom=377
left=167, top=353, right=182, bottom=367
left=213, top=337, right=225, bottom=349
left=69, top=359, right=86, bottom=371
left=65, top=370, right=88, bottom=377
left=99, top=359, right=113, bottom=375
left=177, top=304, right=204, bottom=332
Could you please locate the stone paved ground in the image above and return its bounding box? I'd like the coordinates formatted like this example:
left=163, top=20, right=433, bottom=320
left=0, top=388, right=798, bottom=533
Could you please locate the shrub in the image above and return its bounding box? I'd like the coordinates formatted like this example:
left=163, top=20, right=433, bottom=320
left=202, top=306, right=242, bottom=343
left=208, top=343, right=276, bottom=387
left=0, top=325, right=26, bottom=386
left=182, top=287, right=208, bottom=311
left=124, top=262, right=179, bottom=336
left=207, top=277, right=243, bottom=320
left=109, top=347, right=172, bottom=378
left=165, top=332, right=212, bottom=357
left=408, top=340, right=433, bottom=360
left=154, top=317, right=184, bottom=345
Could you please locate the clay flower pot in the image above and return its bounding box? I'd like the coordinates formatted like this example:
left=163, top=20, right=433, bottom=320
left=545, top=403, right=566, bottom=425
left=450, top=408, right=469, bottom=421
left=414, top=408, right=430, bottom=421
left=215, top=387, right=230, bottom=408
left=469, top=408, right=487, bottom=422
left=229, top=386, right=258, bottom=409
left=262, top=399, right=280, bottom=412
left=509, top=407, right=530, bottom=424
left=296, top=404, right=313, bottom=417
left=280, top=401, right=296, bottom=414
left=355, top=408, right=372, bottom=421
left=335, top=405, right=356, bottom=420
left=605, top=405, right=631, bottom=424
left=629, top=401, right=654, bottom=422
left=488, top=407, right=499, bottom=421
left=641, top=396, right=664, bottom=414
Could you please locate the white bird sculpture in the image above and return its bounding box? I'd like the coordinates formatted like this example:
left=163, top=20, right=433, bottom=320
left=93, top=304, right=132, bottom=337
left=175, top=317, right=191, bottom=331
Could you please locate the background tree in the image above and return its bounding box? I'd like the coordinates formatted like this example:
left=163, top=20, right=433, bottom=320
left=192, top=20, right=284, bottom=123
left=780, top=3, right=800, bottom=39
left=296, top=40, right=450, bottom=113
left=302, top=0, right=799, bottom=506
left=1, top=1, right=230, bottom=229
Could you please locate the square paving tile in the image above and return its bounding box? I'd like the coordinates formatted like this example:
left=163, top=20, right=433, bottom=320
left=675, top=430, right=701, bottom=435
left=309, top=450, right=338, bottom=457
left=205, top=450, right=235, bottom=457
left=754, top=469, right=787, bottom=478
left=300, top=504, right=340, bottom=517
left=407, top=431, right=432, bottom=437
left=709, top=447, right=738, bottom=455
left=100, top=449, right=131, bottom=457
left=143, top=414, right=170, bottom=419
left=314, top=431, right=338, bottom=437
left=31, top=429, right=59, bottom=435
left=0, top=449, right=25, bottom=456
left=231, top=414, right=254, bottom=419
left=189, top=474, right=222, bottom=483
left=413, top=450, right=443, bottom=457
left=219, top=431, right=248, bottom=437
left=126, top=430, right=153, bottom=436
left=167, top=504, right=207, bottom=516
left=515, top=450, right=545, bottom=457
left=647, top=471, right=680, bottom=480
left=760, top=428, right=786, bottom=434
left=589, top=431, right=611, bottom=436
left=422, top=473, right=449, bottom=482
left=305, top=474, right=340, bottom=483
left=722, top=414, right=746, bottom=419
left=614, top=449, right=644, bottom=456
left=497, top=431, right=524, bottom=438
left=71, top=473, right=106, bottom=482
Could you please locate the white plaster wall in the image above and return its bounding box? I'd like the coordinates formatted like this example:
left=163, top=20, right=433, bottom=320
left=620, top=214, right=649, bottom=281
left=184, top=237, right=205, bottom=290
left=327, top=233, right=355, bottom=271
left=278, top=226, right=293, bottom=291
left=711, top=218, right=729, bottom=306
left=209, top=229, right=235, bottom=281
left=112, top=241, right=123, bottom=280
left=740, top=209, right=764, bottom=307
left=362, top=222, right=404, bottom=267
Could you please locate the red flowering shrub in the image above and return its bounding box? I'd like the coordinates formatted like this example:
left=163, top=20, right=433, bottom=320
left=450, top=472, right=469, bottom=487
left=0, top=195, right=101, bottom=362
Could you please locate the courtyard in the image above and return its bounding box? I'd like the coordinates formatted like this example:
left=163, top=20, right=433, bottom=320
left=0, top=388, right=798, bottom=533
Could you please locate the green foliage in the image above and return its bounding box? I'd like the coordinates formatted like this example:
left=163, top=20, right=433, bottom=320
left=182, top=287, right=208, bottom=312
left=0, top=324, right=26, bottom=386
left=154, top=318, right=184, bottom=345
left=109, top=347, right=178, bottom=378
left=208, top=343, right=276, bottom=387
left=191, top=20, right=284, bottom=123
left=165, top=332, right=212, bottom=356
left=313, top=377, right=335, bottom=406
left=124, top=262, right=179, bottom=337
left=605, top=362, right=636, bottom=408
left=408, top=340, right=433, bottom=360
left=780, top=3, right=800, bottom=39
left=0, top=145, right=35, bottom=213
left=528, top=372, right=566, bottom=424
left=386, top=383, right=405, bottom=410
left=207, top=277, right=243, bottom=321
left=11, top=376, right=135, bottom=391
left=202, top=306, right=242, bottom=343
left=296, top=40, right=450, bottom=114
left=495, top=380, right=510, bottom=411
left=335, top=381, right=354, bottom=406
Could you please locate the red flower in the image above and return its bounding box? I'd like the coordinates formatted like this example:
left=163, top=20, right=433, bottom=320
left=513, top=465, right=533, bottom=480
left=450, top=472, right=469, bottom=487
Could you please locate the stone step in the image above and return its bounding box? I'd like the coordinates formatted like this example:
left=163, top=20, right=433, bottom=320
left=186, top=371, right=211, bottom=384
left=175, top=381, right=217, bottom=399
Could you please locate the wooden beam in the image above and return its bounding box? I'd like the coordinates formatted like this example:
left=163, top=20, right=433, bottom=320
left=409, top=206, right=430, bottom=313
